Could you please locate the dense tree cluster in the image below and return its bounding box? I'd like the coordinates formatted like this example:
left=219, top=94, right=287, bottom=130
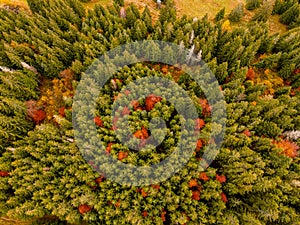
left=0, top=0, right=299, bottom=224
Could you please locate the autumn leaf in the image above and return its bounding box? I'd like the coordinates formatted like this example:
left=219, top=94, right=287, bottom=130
left=199, top=172, right=209, bottom=181
left=142, top=211, right=148, bottom=217
left=141, top=188, right=148, bottom=197
left=195, top=118, right=205, bottom=130
left=246, top=68, right=255, bottom=80
left=188, top=179, right=198, bottom=188
left=134, top=126, right=149, bottom=140
left=216, top=174, right=226, bottom=183
left=199, top=99, right=211, bottom=117
left=161, top=210, right=167, bottom=222
left=220, top=192, right=228, bottom=202
left=192, top=190, right=201, bottom=201
left=145, top=94, right=162, bottom=111
left=242, top=129, right=251, bottom=137
left=32, top=109, right=46, bottom=124
left=95, top=176, right=105, bottom=184
left=274, top=140, right=299, bottom=158
left=151, top=184, right=160, bottom=190
left=130, top=100, right=141, bottom=111
left=121, top=106, right=130, bottom=115
left=0, top=171, right=9, bottom=177
left=94, top=116, right=103, bottom=127
left=196, top=139, right=203, bottom=151
left=78, top=204, right=92, bottom=214
left=106, top=143, right=113, bottom=154
left=59, top=107, right=66, bottom=117
left=115, top=199, right=121, bottom=207
left=118, top=151, right=128, bottom=160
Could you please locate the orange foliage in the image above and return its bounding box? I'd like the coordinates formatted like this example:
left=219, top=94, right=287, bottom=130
left=199, top=172, right=209, bottom=181
left=199, top=99, right=211, bottom=117
left=59, top=107, right=65, bottom=117
left=121, top=106, right=130, bottom=115
left=161, top=66, right=168, bottom=74
left=114, top=93, right=122, bottom=101
left=196, top=139, right=203, bottom=151
left=94, top=116, right=103, bottom=127
left=130, top=100, right=141, bottom=111
left=0, top=171, right=9, bottom=177
left=161, top=210, right=167, bottom=222
left=118, top=151, right=128, bottom=160
left=106, top=143, right=113, bottom=154
left=38, top=72, right=74, bottom=121
left=141, top=189, right=148, bottom=197
left=246, top=68, right=255, bottom=80
left=274, top=140, right=299, bottom=158
left=142, top=211, right=148, bottom=217
left=220, top=192, right=228, bottom=202
left=152, top=184, right=160, bottom=190
left=32, top=109, right=46, bottom=124
left=293, top=68, right=300, bottom=74
left=216, top=174, right=226, bottom=183
left=195, top=118, right=205, bottom=130
left=188, top=179, right=198, bottom=188
left=134, top=127, right=149, bottom=140
left=78, top=204, right=92, bottom=214
left=95, top=176, right=105, bottom=184
left=145, top=94, right=162, bottom=111
left=191, top=190, right=201, bottom=201
left=115, top=199, right=121, bottom=207
left=242, top=129, right=251, bottom=137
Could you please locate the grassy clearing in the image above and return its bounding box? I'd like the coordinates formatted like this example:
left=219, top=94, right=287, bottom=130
left=0, top=0, right=28, bottom=9
left=174, top=0, right=244, bottom=20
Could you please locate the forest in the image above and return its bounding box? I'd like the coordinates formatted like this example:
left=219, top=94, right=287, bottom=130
left=0, top=0, right=299, bottom=224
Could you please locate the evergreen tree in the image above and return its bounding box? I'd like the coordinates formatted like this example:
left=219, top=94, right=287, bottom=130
left=280, top=3, right=300, bottom=25
left=251, top=1, right=273, bottom=22
left=113, top=0, right=124, bottom=7
left=246, top=0, right=262, bottom=10
left=228, top=3, right=245, bottom=22
left=214, top=7, right=225, bottom=22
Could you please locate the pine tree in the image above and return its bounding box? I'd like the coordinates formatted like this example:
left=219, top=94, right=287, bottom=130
left=280, top=3, right=300, bottom=25
left=251, top=2, right=273, bottom=22
left=228, top=3, right=245, bottom=22
left=246, top=0, right=262, bottom=10
left=214, top=7, right=226, bottom=22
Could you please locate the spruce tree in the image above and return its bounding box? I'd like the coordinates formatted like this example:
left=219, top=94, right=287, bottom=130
left=214, top=7, right=225, bottom=22
left=251, top=2, right=273, bottom=22
left=228, top=3, right=245, bottom=22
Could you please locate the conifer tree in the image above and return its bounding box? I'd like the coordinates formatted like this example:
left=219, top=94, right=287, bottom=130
left=228, top=3, right=245, bottom=22
left=251, top=1, right=273, bottom=22
left=246, top=0, right=262, bottom=10
left=214, top=7, right=225, bottom=22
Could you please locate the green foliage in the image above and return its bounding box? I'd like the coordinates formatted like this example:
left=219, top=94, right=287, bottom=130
left=280, top=3, right=300, bottom=25
left=113, top=0, right=124, bottom=7
left=214, top=7, right=225, bottom=22
left=0, top=1, right=299, bottom=224
left=0, top=70, right=38, bottom=153
left=246, top=0, right=262, bottom=10
left=251, top=2, right=273, bottom=22
left=228, top=3, right=245, bottom=23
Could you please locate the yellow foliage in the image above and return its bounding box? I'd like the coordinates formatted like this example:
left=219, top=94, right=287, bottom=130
left=222, top=20, right=231, bottom=31
left=37, top=70, right=74, bottom=121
